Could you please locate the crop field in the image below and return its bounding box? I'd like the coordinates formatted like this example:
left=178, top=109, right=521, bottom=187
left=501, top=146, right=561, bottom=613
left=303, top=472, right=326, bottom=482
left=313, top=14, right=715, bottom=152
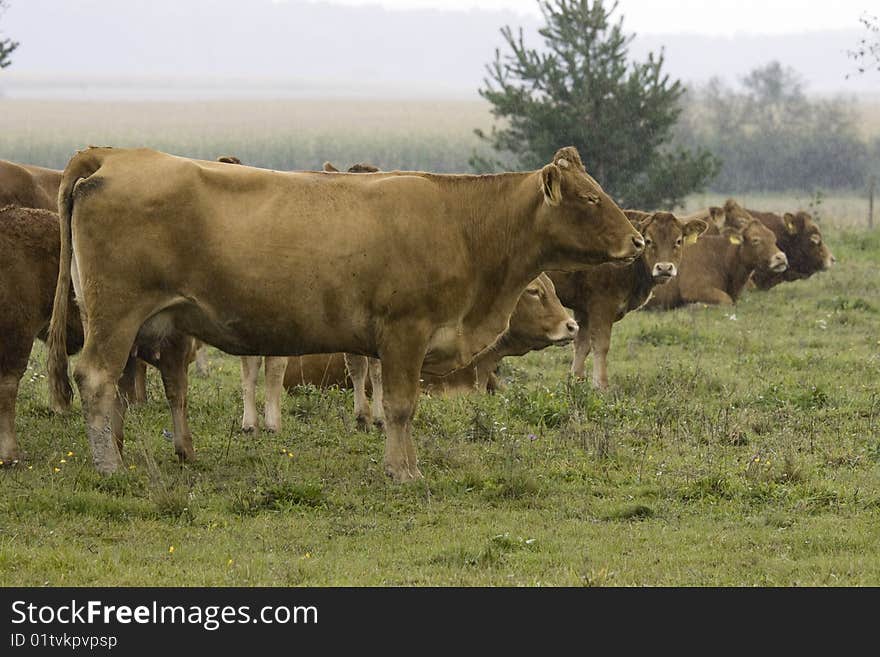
left=2, top=223, right=878, bottom=586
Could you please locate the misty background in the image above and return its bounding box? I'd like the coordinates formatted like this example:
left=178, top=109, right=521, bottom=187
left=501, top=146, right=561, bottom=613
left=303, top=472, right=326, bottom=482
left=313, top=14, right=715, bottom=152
left=0, top=0, right=875, bottom=99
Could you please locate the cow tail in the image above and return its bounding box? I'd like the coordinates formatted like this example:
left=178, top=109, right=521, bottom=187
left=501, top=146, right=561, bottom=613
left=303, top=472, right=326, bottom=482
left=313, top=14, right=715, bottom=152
left=47, top=148, right=105, bottom=412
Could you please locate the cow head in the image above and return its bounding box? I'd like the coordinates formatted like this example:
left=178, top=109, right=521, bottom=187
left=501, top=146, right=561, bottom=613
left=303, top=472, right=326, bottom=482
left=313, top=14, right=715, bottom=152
left=506, top=273, right=578, bottom=350
left=217, top=155, right=242, bottom=165
left=323, top=162, right=380, bottom=174
left=537, top=146, right=645, bottom=268
left=636, top=211, right=708, bottom=284
left=723, top=219, right=788, bottom=273
left=780, top=211, right=836, bottom=275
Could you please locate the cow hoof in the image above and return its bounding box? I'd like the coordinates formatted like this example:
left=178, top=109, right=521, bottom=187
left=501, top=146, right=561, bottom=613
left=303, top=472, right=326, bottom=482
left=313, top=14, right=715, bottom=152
left=241, top=424, right=256, bottom=434
left=372, top=418, right=385, bottom=431
left=385, top=463, right=423, bottom=483
left=175, top=448, right=196, bottom=463
left=0, top=453, right=21, bottom=467
left=264, top=424, right=280, bottom=434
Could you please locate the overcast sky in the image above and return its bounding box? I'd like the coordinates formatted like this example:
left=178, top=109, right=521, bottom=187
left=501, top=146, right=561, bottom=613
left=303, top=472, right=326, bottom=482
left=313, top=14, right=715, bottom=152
left=313, top=0, right=871, bottom=35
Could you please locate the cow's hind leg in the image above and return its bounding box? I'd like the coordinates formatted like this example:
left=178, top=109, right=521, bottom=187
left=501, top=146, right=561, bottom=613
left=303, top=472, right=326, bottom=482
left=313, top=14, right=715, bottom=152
left=155, top=332, right=195, bottom=462
left=379, top=331, right=428, bottom=482
left=263, top=356, right=287, bottom=433
left=345, top=354, right=373, bottom=430
left=240, top=356, right=261, bottom=433
left=75, top=324, right=141, bottom=475
left=367, top=357, right=385, bottom=429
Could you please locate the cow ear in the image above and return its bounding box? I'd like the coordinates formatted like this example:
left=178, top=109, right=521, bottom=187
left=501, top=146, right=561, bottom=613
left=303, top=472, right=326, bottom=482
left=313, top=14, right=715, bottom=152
left=721, top=226, right=743, bottom=245
left=540, top=164, right=562, bottom=206
left=683, top=219, right=708, bottom=243
left=783, top=212, right=798, bottom=234
left=323, top=162, right=340, bottom=173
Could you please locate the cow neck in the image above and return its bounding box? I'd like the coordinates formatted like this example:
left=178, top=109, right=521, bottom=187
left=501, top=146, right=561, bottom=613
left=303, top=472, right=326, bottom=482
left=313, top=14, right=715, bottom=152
left=723, top=240, right=753, bottom=298
left=630, top=256, right=655, bottom=309
left=454, top=171, right=550, bottom=347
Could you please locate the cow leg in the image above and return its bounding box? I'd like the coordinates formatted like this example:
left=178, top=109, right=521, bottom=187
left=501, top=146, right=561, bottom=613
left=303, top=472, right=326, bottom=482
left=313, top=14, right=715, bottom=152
left=155, top=333, right=195, bottom=462
left=0, top=371, right=24, bottom=463
left=571, top=309, right=591, bottom=379
left=240, top=356, right=261, bottom=433
left=110, top=354, right=143, bottom=454
left=694, top=288, right=734, bottom=306
left=344, top=354, right=372, bottom=430
left=367, top=357, right=385, bottom=429
left=194, top=344, right=210, bottom=376
left=133, top=359, right=148, bottom=404
left=379, top=335, right=428, bottom=483
left=589, top=312, right=613, bottom=391
left=263, top=356, right=287, bottom=433
left=75, top=334, right=137, bottom=475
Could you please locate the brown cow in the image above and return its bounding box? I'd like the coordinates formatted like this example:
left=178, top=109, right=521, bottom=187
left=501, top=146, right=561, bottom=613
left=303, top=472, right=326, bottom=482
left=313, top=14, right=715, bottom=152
left=550, top=211, right=707, bottom=388
left=0, top=206, right=83, bottom=462
left=47, top=145, right=644, bottom=481
left=320, top=273, right=578, bottom=428
left=645, top=217, right=787, bottom=309
left=0, top=160, right=63, bottom=211
left=746, top=209, right=835, bottom=289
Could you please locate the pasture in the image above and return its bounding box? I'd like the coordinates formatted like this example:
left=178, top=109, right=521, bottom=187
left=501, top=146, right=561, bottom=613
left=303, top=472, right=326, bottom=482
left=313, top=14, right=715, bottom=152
left=1, top=223, right=878, bottom=586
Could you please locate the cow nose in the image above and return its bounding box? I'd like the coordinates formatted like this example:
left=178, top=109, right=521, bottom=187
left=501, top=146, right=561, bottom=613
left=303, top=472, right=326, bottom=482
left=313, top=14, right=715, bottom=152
left=565, top=319, right=579, bottom=336
left=632, top=235, right=645, bottom=251
left=831, top=254, right=837, bottom=264
left=654, top=262, right=675, bottom=275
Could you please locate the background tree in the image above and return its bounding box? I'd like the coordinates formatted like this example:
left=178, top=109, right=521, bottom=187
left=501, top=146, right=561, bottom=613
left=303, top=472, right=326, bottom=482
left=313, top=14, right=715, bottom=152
left=471, top=0, right=718, bottom=210
left=676, top=61, right=868, bottom=193
left=0, top=0, right=19, bottom=69
left=848, top=12, right=879, bottom=76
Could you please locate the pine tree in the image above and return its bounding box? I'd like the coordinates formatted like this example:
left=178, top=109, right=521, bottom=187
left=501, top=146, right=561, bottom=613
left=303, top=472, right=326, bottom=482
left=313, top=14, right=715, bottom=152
left=0, top=0, right=19, bottom=69
left=472, top=0, right=718, bottom=210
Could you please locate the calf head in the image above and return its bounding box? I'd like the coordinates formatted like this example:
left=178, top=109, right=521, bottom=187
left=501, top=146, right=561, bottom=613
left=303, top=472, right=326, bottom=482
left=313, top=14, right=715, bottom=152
left=217, top=155, right=241, bottom=165
left=724, top=220, right=788, bottom=273
left=637, top=211, right=708, bottom=284
left=538, top=146, right=645, bottom=268
left=779, top=211, right=835, bottom=276
left=506, top=273, right=578, bottom=349
left=323, top=162, right=380, bottom=173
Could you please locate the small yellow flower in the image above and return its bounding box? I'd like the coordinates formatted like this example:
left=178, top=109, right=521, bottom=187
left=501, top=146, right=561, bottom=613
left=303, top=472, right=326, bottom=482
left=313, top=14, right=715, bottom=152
left=754, top=456, right=760, bottom=462
left=288, top=452, right=294, bottom=458
left=27, top=465, right=33, bottom=470
left=301, top=552, right=311, bottom=559
left=53, top=467, right=60, bottom=473
left=67, top=451, right=74, bottom=457
left=0, top=460, right=4, bottom=465
left=169, top=545, right=175, bottom=554
left=129, top=465, right=136, bottom=470
left=59, top=459, right=67, bottom=464
left=227, top=559, right=234, bottom=567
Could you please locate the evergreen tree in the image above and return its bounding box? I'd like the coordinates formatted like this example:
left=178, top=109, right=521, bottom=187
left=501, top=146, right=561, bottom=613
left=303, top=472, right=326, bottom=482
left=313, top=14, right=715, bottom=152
left=472, top=0, right=718, bottom=210
left=0, top=0, right=19, bottom=69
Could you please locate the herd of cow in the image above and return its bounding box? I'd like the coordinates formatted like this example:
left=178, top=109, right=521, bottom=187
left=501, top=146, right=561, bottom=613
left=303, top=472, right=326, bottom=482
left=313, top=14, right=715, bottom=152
left=0, top=146, right=835, bottom=482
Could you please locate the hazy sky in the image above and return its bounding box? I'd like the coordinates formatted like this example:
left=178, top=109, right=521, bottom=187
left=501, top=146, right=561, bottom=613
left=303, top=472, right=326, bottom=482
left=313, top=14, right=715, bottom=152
left=314, top=0, right=871, bottom=35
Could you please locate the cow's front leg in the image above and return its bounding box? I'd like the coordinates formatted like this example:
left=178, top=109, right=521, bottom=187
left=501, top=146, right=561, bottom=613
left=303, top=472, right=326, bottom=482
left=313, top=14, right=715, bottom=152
left=588, top=311, right=613, bottom=390
left=571, top=308, right=591, bottom=379
left=344, top=354, right=372, bottom=430
left=379, top=331, right=428, bottom=483
left=0, top=371, right=24, bottom=463
left=240, top=356, right=261, bottom=433
left=263, top=356, right=287, bottom=433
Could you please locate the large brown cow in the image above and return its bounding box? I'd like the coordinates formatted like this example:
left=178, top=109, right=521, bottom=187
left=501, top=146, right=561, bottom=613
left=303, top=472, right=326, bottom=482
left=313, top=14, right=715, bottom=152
left=746, top=209, right=835, bottom=289
left=47, top=145, right=644, bottom=481
left=280, top=274, right=576, bottom=421
left=0, top=206, right=83, bottom=462
left=0, top=160, right=63, bottom=211
left=550, top=210, right=708, bottom=389
left=645, top=218, right=787, bottom=309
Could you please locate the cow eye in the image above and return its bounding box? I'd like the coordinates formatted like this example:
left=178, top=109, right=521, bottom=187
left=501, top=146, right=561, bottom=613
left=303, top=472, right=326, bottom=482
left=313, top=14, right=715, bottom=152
left=751, top=237, right=761, bottom=245
left=527, top=288, right=540, bottom=297
left=811, top=235, right=822, bottom=245
left=675, top=237, right=683, bottom=246
left=644, top=238, right=653, bottom=247
left=581, top=193, right=600, bottom=205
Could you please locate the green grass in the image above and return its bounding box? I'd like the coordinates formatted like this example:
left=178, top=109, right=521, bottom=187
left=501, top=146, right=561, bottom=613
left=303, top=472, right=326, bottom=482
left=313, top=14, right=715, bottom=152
left=2, top=223, right=879, bottom=586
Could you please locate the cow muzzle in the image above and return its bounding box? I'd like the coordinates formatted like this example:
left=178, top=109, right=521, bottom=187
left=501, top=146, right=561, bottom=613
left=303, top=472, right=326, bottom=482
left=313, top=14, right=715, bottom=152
left=549, top=319, right=579, bottom=345
left=825, top=253, right=836, bottom=270
left=769, top=251, right=788, bottom=273
left=610, top=234, right=646, bottom=264
left=652, top=262, right=677, bottom=283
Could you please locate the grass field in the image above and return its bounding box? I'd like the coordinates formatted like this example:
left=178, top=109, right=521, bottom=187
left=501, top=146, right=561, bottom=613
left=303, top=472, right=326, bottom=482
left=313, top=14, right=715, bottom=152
left=2, top=225, right=879, bottom=586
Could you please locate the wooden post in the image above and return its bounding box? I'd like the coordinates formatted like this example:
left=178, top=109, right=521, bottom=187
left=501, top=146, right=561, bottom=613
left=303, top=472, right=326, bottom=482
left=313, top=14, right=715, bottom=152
left=870, top=175, right=876, bottom=230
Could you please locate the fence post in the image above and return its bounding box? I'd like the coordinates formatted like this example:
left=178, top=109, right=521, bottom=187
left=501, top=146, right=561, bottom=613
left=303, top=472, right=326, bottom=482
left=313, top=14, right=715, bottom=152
left=870, top=175, right=876, bottom=230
